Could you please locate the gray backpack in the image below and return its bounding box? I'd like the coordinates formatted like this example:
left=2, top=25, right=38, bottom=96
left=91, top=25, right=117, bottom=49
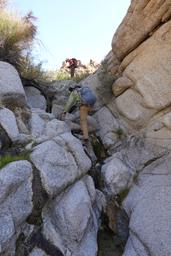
left=79, top=86, right=97, bottom=106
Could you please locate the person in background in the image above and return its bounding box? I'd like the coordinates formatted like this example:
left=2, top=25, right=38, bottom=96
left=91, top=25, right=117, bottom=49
left=65, top=58, right=78, bottom=78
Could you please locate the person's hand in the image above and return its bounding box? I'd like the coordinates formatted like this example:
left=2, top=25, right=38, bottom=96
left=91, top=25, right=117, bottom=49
left=61, top=112, right=66, bottom=121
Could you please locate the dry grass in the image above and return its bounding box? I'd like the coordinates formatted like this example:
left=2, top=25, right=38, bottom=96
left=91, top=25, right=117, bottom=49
left=0, top=6, right=37, bottom=68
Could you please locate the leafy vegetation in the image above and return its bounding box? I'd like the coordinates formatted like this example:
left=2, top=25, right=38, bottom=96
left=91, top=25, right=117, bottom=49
left=117, top=188, right=129, bottom=204
left=20, top=53, right=51, bottom=81
left=73, top=70, right=91, bottom=82
left=52, top=69, right=92, bottom=82
left=54, top=70, right=70, bottom=81
left=96, top=60, right=117, bottom=104
left=0, top=151, right=30, bottom=169
left=116, top=127, right=124, bottom=138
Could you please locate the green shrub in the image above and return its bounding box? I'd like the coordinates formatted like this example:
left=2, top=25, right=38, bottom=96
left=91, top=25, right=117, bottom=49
left=20, top=52, right=49, bottom=81
left=0, top=151, right=30, bottom=169
left=116, top=127, right=124, bottom=138
left=97, top=62, right=117, bottom=104
left=53, top=69, right=91, bottom=82
left=73, top=70, right=91, bottom=82
left=117, top=188, right=129, bottom=204
left=54, top=69, right=71, bottom=81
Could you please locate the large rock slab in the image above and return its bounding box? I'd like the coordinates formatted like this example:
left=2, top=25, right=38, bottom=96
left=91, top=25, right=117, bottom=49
left=29, top=113, right=46, bottom=137
left=42, top=177, right=100, bottom=256
left=44, top=119, right=70, bottom=138
left=112, top=0, right=171, bottom=61
left=123, top=154, right=171, bottom=255
left=0, top=61, right=27, bottom=107
left=29, top=248, right=48, bottom=256
left=30, top=133, right=91, bottom=197
left=113, top=21, right=171, bottom=130
left=25, top=86, right=47, bottom=110
left=112, top=76, right=133, bottom=96
left=101, top=156, right=132, bottom=195
left=94, top=107, right=120, bottom=149
left=0, top=160, right=33, bottom=255
left=122, top=21, right=171, bottom=110
left=0, top=107, right=19, bottom=141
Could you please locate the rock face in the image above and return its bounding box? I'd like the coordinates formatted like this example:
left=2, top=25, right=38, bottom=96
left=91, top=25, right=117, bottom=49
left=101, top=157, right=132, bottom=195
left=102, top=0, right=171, bottom=255
left=94, top=107, right=120, bottom=150
left=0, top=161, right=33, bottom=255
left=42, top=177, right=101, bottom=255
left=0, top=107, right=19, bottom=141
left=30, top=134, right=91, bottom=197
left=0, top=62, right=104, bottom=256
left=112, top=0, right=171, bottom=61
left=25, top=86, right=46, bottom=110
left=123, top=154, right=171, bottom=256
left=109, top=20, right=171, bottom=134
left=29, top=248, right=48, bottom=256
left=0, top=61, right=27, bottom=108
left=1, top=0, right=171, bottom=255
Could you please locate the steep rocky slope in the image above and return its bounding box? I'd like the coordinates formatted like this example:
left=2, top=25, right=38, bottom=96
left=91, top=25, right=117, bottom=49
left=100, top=0, right=171, bottom=255
left=0, top=62, right=105, bottom=256
left=1, top=0, right=171, bottom=255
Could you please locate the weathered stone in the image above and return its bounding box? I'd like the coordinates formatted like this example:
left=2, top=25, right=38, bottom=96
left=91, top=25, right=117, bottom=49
left=0, top=213, right=15, bottom=254
left=112, top=76, right=133, bottom=96
left=0, top=160, right=33, bottom=254
left=29, top=113, right=46, bottom=137
left=12, top=134, right=34, bottom=148
left=29, top=248, right=48, bottom=256
left=94, top=107, right=120, bottom=149
left=145, top=126, right=171, bottom=149
left=123, top=238, right=138, bottom=256
left=14, top=107, right=31, bottom=134
left=121, top=22, right=171, bottom=110
left=101, top=156, right=132, bottom=195
left=42, top=178, right=99, bottom=256
left=0, top=108, right=19, bottom=141
left=111, top=20, right=171, bottom=133
left=30, top=134, right=91, bottom=197
left=44, top=119, right=70, bottom=138
left=115, top=89, right=155, bottom=128
left=72, top=230, right=98, bottom=256
left=25, top=86, right=47, bottom=110
left=123, top=154, right=171, bottom=255
left=51, top=101, right=64, bottom=119
left=31, top=109, right=55, bottom=122
left=112, top=0, right=171, bottom=61
left=163, top=112, right=171, bottom=129
left=0, top=61, right=26, bottom=107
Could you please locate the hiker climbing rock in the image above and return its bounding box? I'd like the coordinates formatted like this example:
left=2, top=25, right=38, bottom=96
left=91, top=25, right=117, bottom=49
left=65, top=58, right=78, bottom=78
left=61, top=84, right=97, bottom=145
